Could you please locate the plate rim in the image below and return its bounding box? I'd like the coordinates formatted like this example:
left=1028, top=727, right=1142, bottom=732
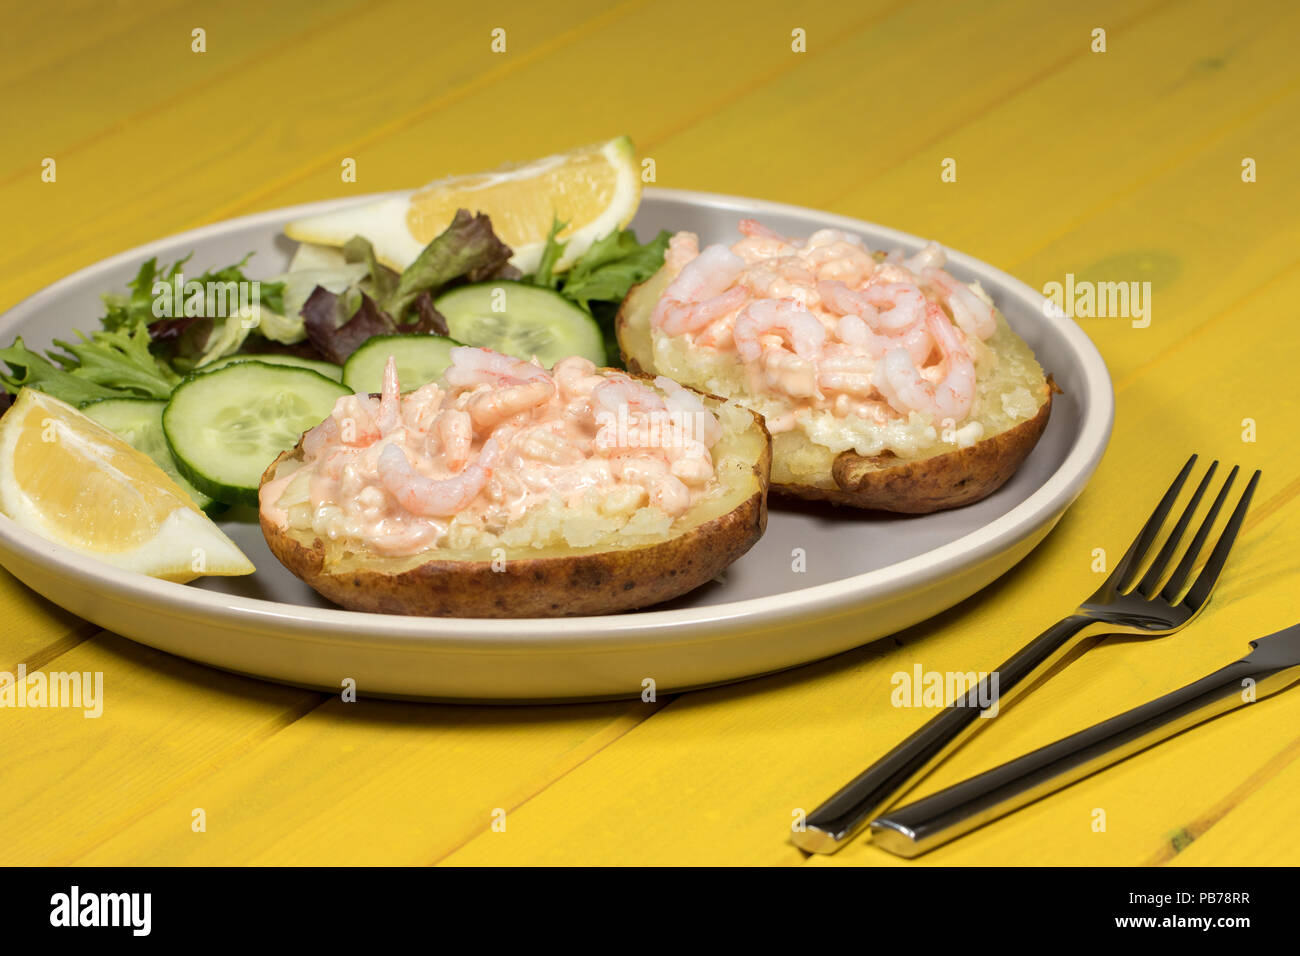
left=0, top=187, right=1114, bottom=650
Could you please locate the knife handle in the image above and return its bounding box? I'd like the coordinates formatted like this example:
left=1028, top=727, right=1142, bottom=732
left=869, top=658, right=1300, bottom=857
left=795, top=613, right=1107, bottom=854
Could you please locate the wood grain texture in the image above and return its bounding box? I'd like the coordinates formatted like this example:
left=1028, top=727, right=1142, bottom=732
left=1, top=0, right=1297, bottom=865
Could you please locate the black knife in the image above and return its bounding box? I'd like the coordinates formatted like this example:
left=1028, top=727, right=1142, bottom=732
left=869, top=621, right=1300, bottom=857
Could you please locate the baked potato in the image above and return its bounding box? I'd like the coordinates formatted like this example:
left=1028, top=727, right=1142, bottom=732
left=259, top=349, right=770, bottom=617
left=616, top=224, right=1052, bottom=513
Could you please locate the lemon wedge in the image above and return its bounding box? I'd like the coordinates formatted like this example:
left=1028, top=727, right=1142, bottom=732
left=285, top=136, right=642, bottom=274
left=0, top=389, right=255, bottom=582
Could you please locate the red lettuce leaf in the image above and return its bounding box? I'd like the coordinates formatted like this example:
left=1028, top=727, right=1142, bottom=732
left=302, top=287, right=397, bottom=364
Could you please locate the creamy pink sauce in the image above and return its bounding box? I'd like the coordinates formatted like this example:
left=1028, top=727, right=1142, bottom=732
left=649, top=220, right=998, bottom=430
left=259, top=349, right=723, bottom=558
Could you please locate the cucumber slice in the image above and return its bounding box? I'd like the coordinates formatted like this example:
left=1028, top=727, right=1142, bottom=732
left=342, top=334, right=459, bottom=394
left=433, top=281, right=604, bottom=367
left=81, top=398, right=221, bottom=514
left=202, top=353, right=343, bottom=381
left=162, top=362, right=349, bottom=506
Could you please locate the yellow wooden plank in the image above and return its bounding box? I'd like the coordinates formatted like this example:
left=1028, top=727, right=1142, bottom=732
left=0, top=0, right=184, bottom=88
left=639, top=0, right=1171, bottom=209
left=1022, top=105, right=1300, bottom=391
left=0, top=0, right=366, bottom=186
left=74, top=697, right=661, bottom=864
left=441, top=264, right=1300, bottom=866
left=1161, top=726, right=1300, bottom=866
left=212, top=0, right=1148, bottom=219
left=0, top=634, right=321, bottom=865
left=825, top=0, right=1300, bottom=266
left=0, top=567, right=97, bottom=669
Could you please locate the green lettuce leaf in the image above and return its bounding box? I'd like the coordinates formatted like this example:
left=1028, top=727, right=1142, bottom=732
left=102, top=253, right=285, bottom=332
left=52, top=322, right=181, bottom=398
left=1, top=321, right=181, bottom=405
left=528, top=225, right=670, bottom=311
left=343, top=235, right=399, bottom=304
left=523, top=225, right=670, bottom=366
left=384, top=209, right=515, bottom=321
left=0, top=337, right=123, bottom=405
left=559, top=228, right=671, bottom=310
left=531, top=218, right=568, bottom=290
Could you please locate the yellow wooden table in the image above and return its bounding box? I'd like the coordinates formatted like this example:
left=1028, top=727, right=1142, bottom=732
left=2, top=0, right=1298, bottom=866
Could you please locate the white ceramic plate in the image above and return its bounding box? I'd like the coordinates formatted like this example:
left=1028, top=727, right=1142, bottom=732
left=0, top=189, right=1112, bottom=700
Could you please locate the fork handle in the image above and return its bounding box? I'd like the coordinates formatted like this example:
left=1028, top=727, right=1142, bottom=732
left=867, top=657, right=1299, bottom=857
left=795, top=613, right=1105, bottom=854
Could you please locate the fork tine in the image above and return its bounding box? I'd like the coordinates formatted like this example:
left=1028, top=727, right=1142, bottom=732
left=1159, top=466, right=1237, bottom=602
left=1107, top=454, right=1197, bottom=593
left=1181, top=469, right=1261, bottom=609
left=1133, top=461, right=1218, bottom=596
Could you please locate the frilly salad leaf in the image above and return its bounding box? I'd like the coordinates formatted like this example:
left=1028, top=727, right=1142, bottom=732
left=343, top=235, right=399, bottom=304
left=529, top=219, right=669, bottom=308
left=0, top=322, right=179, bottom=405
left=526, top=219, right=670, bottom=365
left=558, top=227, right=671, bottom=310
left=127, top=253, right=291, bottom=370
left=104, top=254, right=285, bottom=334
left=0, top=338, right=121, bottom=406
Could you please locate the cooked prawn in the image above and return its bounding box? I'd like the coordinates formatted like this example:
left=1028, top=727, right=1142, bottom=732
left=739, top=219, right=789, bottom=241
left=592, top=377, right=670, bottom=451
left=863, top=283, right=926, bottom=332
left=654, top=375, right=722, bottom=445
left=832, top=312, right=933, bottom=365
left=664, top=231, right=701, bottom=271
left=611, top=455, right=691, bottom=517
left=552, top=356, right=605, bottom=401
left=465, top=380, right=556, bottom=430
left=653, top=244, right=749, bottom=335
left=903, top=241, right=946, bottom=275
left=433, top=409, right=472, bottom=470
left=873, top=305, right=975, bottom=422
left=377, top=356, right=402, bottom=435
left=802, top=230, right=876, bottom=285
left=923, top=268, right=996, bottom=340
left=732, top=218, right=795, bottom=259
left=400, top=383, right=445, bottom=436
left=443, top=346, right=549, bottom=388
left=817, top=349, right=879, bottom=397
left=593, top=377, right=667, bottom=415
left=302, top=417, right=340, bottom=459
left=818, top=279, right=926, bottom=332
left=733, top=299, right=828, bottom=363
left=757, top=348, right=820, bottom=398
left=378, top=438, right=501, bottom=517
left=367, top=520, right=437, bottom=557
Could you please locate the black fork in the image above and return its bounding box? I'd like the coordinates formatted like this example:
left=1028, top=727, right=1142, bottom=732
left=793, top=455, right=1261, bottom=854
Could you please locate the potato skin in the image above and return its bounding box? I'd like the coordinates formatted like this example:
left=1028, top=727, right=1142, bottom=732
left=779, top=383, right=1052, bottom=512
left=616, top=270, right=1055, bottom=515
left=258, top=413, right=770, bottom=618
